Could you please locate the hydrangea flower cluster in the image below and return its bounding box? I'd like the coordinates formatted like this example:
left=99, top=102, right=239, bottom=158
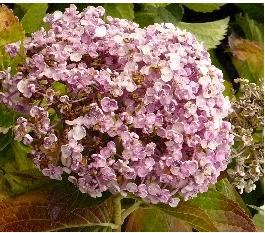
left=0, top=5, right=233, bottom=206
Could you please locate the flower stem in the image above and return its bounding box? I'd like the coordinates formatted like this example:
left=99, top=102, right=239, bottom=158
left=71, top=96, right=89, bottom=104
left=113, top=194, right=123, bottom=232
left=121, top=200, right=141, bottom=223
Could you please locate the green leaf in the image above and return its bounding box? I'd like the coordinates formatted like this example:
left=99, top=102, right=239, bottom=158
left=0, top=141, right=47, bottom=196
left=223, top=80, right=234, bottom=98
left=12, top=141, right=35, bottom=172
left=235, top=3, right=264, bottom=23
left=143, top=3, right=170, bottom=8
left=126, top=207, right=192, bottom=232
left=134, top=11, right=155, bottom=28
left=166, top=4, right=184, bottom=22
left=0, top=154, right=47, bottom=196
left=0, top=175, right=9, bottom=201
left=229, top=35, right=264, bottom=84
left=52, top=81, right=68, bottom=95
left=153, top=7, right=180, bottom=25
left=0, top=104, right=18, bottom=128
left=13, top=5, right=27, bottom=19
left=176, top=17, right=230, bottom=49
left=4, top=171, right=45, bottom=195
left=13, top=3, right=33, bottom=20
left=0, top=4, right=25, bottom=47
left=15, top=3, right=33, bottom=12
left=183, top=3, right=225, bottom=13
left=253, top=213, right=264, bottom=230
left=0, top=130, right=13, bottom=151
left=236, top=14, right=264, bottom=44
left=252, top=206, right=264, bottom=230
left=158, top=202, right=218, bottom=231
left=135, top=5, right=183, bottom=28
left=208, top=49, right=230, bottom=81
left=0, top=52, right=3, bottom=70
left=21, top=3, right=48, bottom=35
left=104, top=3, right=134, bottom=20
left=232, top=58, right=256, bottom=83
left=215, top=178, right=251, bottom=216
left=0, top=142, right=14, bottom=167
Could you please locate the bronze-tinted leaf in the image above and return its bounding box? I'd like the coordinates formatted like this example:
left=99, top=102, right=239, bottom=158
left=215, top=178, right=251, bottom=216
left=158, top=201, right=218, bottom=232
left=125, top=207, right=192, bottom=232
left=189, top=190, right=256, bottom=232
left=158, top=189, right=256, bottom=232
left=0, top=187, right=115, bottom=231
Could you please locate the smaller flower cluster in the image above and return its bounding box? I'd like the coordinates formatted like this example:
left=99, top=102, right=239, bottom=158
left=5, top=41, right=21, bottom=58
left=227, top=78, right=264, bottom=193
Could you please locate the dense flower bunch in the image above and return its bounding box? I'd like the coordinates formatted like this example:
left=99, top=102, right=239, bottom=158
left=0, top=5, right=233, bottom=206
left=227, top=78, right=263, bottom=193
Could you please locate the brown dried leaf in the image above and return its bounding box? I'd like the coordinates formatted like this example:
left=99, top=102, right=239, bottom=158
left=229, top=36, right=263, bottom=64
left=229, top=35, right=264, bottom=83
left=0, top=4, right=24, bottom=46
left=0, top=5, right=18, bottom=31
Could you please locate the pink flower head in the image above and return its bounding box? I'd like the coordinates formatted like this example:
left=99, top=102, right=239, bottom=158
left=0, top=5, right=233, bottom=207
left=101, top=97, right=118, bottom=112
